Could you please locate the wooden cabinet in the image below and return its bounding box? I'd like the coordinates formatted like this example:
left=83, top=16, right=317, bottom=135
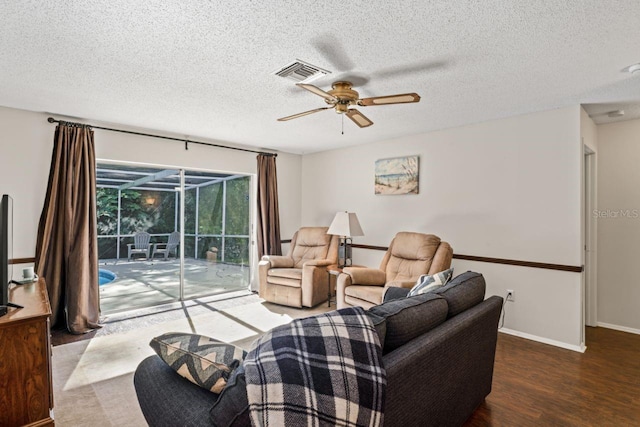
left=0, top=278, right=54, bottom=426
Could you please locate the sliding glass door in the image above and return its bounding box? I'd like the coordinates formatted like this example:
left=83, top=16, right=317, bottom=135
left=96, top=163, right=251, bottom=313
left=184, top=175, right=251, bottom=299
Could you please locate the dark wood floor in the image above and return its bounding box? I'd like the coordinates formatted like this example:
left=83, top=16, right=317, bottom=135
left=465, top=327, right=640, bottom=426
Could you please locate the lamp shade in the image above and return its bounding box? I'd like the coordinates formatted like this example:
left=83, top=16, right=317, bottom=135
left=327, top=212, right=364, bottom=237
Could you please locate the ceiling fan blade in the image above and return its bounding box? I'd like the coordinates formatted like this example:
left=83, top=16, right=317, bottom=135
left=358, top=93, right=421, bottom=106
left=346, top=109, right=374, bottom=128
left=296, top=83, right=337, bottom=102
left=277, top=107, right=332, bottom=122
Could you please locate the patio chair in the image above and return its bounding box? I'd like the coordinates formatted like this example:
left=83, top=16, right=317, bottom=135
left=128, top=232, right=151, bottom=261
left=151, top=231, right=180, bottom=260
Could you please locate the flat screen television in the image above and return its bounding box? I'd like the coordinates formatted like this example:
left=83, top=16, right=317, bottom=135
left=1, top=194, right=21, bottom=311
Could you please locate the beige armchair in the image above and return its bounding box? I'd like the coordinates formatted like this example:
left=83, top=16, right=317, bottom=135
left=337, top=232, right=453, bottom=309
left=259, top=227, right=339, bottom=308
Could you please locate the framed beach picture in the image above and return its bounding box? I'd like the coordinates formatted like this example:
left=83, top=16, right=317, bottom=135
left=375, top=155, right=419, bottom=195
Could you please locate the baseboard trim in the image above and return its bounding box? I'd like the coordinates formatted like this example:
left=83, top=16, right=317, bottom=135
left=499, top=328, right=586, bottom=353
left=597, top=322, right=640, bottom=335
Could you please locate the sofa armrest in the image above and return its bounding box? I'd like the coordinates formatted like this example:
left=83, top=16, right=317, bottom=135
left=260, top=255, right=294, bottom=268
left=134, top=355, right=217, bottom=427
left=383, top=296, right=503, bottom=426
left=303, top=258, right=334, bottom=267
left=342, top=267, right=386, bottom=286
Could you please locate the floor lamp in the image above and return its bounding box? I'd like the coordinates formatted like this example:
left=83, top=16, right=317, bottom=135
left=327, top=211, right=364, bottom=268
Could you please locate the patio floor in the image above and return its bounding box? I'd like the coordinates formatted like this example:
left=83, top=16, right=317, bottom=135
left=98, top=258, right=250, bottom=313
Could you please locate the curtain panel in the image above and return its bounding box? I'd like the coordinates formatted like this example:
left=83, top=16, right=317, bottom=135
left=35, top=123, right=100, bottom=334
left=256, top=154, right=282, bottom=258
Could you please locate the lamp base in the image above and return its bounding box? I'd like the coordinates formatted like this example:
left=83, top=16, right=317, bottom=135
left=338, top=237, right=353, bottom=268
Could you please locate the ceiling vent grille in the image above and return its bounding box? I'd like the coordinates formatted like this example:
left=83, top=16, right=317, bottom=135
left=274, top=59, right=330, bottom=83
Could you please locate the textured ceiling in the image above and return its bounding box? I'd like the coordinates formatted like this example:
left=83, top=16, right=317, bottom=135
left=1, top=1, right=639, bottom=154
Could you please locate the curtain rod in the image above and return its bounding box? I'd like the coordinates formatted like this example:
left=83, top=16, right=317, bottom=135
left=46, top=117, right=277, bottom=157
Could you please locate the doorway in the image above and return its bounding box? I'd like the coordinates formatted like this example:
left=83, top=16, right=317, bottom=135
left=95, top=162, right=252, bottom=313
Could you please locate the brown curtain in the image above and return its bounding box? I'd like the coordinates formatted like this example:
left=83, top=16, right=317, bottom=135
left=35, top=123, right=100, bottom=334
left=256, top=154, right=282, bottom=258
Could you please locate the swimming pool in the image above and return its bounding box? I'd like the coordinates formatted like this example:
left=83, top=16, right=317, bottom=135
left=99, top=268, right=117, bottom=286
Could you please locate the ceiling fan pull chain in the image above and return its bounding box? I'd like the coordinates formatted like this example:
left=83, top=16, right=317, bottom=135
left=342, top=114, right=344, bottom=135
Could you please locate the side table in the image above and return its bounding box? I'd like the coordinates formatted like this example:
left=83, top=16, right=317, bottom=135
left=326, top=264, right=364, bottom=307
left=326, top=265, right=343, bottom=307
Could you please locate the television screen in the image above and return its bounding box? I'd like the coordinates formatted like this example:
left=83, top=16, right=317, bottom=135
left=1, top=194, right=13, bottom=306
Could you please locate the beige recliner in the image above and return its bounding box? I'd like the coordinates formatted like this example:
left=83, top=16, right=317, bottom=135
left=258, top=227, right=339, bottom=308
left=337, top=232, right=453, bottom=309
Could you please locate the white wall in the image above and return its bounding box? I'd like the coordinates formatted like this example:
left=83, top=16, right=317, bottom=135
left=0, top=107, right=52, bottom=261
left=596, top=118, right=640, bottom=333
left=0, top=105, right=302, bottom=289
left=302, top=106, right=585, bottom=349
left=1, top=103, right=592, bottom=347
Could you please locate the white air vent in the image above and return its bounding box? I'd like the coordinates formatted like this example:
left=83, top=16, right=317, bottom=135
left=274, top=59, right=330, bottom=83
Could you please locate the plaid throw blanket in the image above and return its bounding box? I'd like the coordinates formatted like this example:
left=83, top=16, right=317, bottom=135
left=244, top=307, right=386, bottom=427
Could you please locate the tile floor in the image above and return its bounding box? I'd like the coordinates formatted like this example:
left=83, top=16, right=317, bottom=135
left=52, top=291, right=330, bottom=426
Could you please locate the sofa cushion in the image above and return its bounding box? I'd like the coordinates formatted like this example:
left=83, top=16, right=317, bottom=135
left=368, top=292, right=448, bottom=353
left=344, top=295, right=378, bottom=310
left=382, top=286, right=411, bottom=302
left=266, top=268, right=303, bottom=287
left=408, top=267, right=454, bottom=296
left=209, top=365, right=251, bottom=427
left=385, top=233, right=442, bottom=282
left=267, top=268, right=302, bottom=280
left=345, top=284, right=385, bottom=304
left=150, top=332, right=246, bottom=394
left=389, top=232, right=441, bottom=261
left=290, top=227, right=332, bottom=268
left=432, top=271, right=486, bottom=317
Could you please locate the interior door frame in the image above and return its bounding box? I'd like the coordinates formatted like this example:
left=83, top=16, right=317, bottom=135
left=583, top=145, right=597, bottom=328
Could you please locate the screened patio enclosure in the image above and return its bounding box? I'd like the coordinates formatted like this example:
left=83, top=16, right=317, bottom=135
left=96, top=163, right=251, bottom=313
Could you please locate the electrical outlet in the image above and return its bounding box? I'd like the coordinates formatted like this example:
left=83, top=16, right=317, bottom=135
left=506, top=289, right=515, bottom=302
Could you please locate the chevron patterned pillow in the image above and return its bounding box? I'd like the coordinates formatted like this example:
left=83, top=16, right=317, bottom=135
left=150, top=332, right=247, bottom=393
left=408, top=268, right=454, bottom=297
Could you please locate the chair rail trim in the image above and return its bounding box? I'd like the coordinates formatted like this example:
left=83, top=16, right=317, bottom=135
left=350, top=244, right=582, bottom=273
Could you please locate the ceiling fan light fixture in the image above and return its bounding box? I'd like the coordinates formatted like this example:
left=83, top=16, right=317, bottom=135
left=335, top=103, right=349, bottom=113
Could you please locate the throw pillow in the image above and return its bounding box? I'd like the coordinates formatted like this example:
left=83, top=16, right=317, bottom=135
left=150, top=332, right=247, bottom=394
left=408, top=268, right=454, bottom=297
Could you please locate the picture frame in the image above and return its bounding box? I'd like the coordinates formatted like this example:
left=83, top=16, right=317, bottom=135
left=374, top=155, right=419, bottom=195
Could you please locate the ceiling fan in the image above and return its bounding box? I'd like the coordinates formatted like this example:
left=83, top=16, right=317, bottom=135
left=277, top=81, right=421, bottom=128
